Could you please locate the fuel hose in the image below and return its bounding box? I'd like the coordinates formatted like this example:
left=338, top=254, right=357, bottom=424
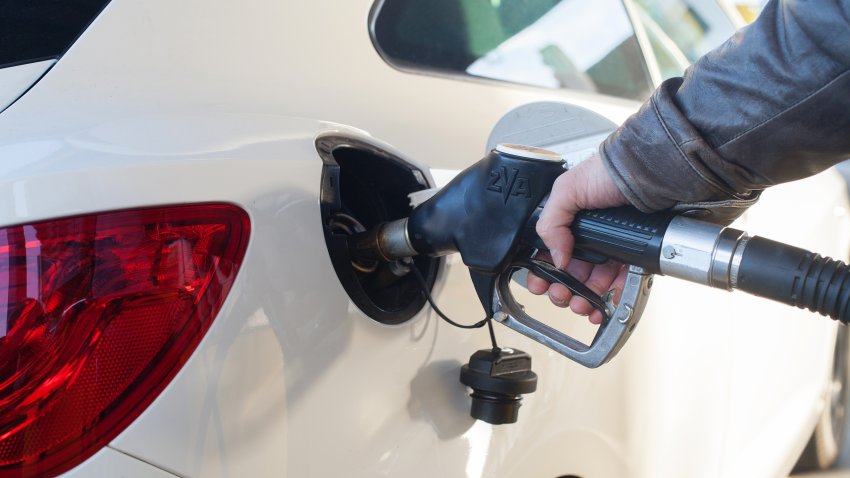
left=735, top=236, right=850, bottom=323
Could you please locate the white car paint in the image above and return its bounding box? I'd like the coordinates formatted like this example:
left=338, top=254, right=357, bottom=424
left=0, top=59, right=55, bottom=113
left=0, top=0, right=845, bottom=477
left=63, top=448, right=177, bottom=478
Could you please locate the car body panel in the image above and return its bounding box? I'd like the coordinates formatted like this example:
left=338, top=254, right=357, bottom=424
left=0, top=0, right=844, bottom=476
left=61, top=448, right=178, bottom=478
left=0, top=60, right=55, bottom=113
left=0, top=0, right=638, bottom=170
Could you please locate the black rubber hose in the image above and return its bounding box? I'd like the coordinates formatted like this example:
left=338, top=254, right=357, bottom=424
left=736, top=236, right=850, bottom=323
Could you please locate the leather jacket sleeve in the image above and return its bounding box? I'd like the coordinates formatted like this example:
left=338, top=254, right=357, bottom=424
left=600, top=0, right=850, bottom=222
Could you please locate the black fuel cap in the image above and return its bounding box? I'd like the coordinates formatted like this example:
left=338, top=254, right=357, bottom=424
left=459, top=347, right=537, bottom=425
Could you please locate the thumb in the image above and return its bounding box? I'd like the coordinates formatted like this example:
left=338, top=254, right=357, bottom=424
left=536, top=154, right=627, bottom=269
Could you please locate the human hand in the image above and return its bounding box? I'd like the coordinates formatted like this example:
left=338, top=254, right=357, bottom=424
left=527, top=154, right=629, bottom=324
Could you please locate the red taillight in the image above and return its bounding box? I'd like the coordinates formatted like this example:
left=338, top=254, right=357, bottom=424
left=0, top=204, right=250, bottom=477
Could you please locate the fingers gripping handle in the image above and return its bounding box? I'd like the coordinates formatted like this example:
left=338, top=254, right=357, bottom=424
left=496, top=206, right=667, bottom=367
left=523, top=206, right=674, bottom=269
left=516, top=259, right=614, bottom=319
left=494, top=264, right=653, bottom=368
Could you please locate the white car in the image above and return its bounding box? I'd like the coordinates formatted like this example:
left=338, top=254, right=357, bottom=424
left=0, top=0, right=847, bottom=477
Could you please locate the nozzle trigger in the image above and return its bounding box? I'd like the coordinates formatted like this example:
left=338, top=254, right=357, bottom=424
left=513, top=258, right=614, bottom=320
left=490, top=255, right=653, bottom=368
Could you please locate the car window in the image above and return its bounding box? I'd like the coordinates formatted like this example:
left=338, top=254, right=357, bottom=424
left=0, top=0, right=112, bottom=69
left=633, top=0, right=736, bottom=71
left=637, top=8, right=692, bottom=80
left=371, top=0, right=654, bottom=101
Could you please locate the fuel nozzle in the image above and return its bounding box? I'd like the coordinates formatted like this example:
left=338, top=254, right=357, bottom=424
left=459, top=348, right=538, bottom=425
left=347, top=218, right=416, bottom=264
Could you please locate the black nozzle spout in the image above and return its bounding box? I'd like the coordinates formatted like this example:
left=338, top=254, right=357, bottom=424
left=459, top=348, right=537, bottom=425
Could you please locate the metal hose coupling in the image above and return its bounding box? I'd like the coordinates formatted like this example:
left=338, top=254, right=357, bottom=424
left=348, top=218, right=418, bottom=264
left=658, top=216, right=751, bottom=290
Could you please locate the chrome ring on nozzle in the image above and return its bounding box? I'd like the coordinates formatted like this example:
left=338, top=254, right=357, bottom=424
left=347, top=218, right=418, bottom=266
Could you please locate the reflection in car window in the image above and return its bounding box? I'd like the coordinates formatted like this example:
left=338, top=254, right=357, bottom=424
left=634, top=0, right=735, bottom=77
left=371, top=0, right=654, bottom=101
left=638, top=8, right=692, bottom=80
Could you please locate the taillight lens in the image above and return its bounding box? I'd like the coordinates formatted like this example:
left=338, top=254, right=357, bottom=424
left=0, top=204, right=250, bottom=477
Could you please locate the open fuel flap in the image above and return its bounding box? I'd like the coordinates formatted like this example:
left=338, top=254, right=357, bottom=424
left=317, top=135, right=439, bottom=325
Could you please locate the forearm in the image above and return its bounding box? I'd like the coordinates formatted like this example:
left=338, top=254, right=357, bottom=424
left=602, top=0, right=850, bottom=214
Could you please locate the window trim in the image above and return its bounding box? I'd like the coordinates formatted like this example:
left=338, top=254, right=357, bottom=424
left=621, top=0, right=664, bottom=87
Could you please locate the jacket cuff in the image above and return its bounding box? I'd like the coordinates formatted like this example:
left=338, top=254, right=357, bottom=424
left=600, top=78, right=746, bottom=213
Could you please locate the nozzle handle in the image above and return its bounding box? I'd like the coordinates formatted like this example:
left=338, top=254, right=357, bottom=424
left=523, top=206, right=674, bottom=271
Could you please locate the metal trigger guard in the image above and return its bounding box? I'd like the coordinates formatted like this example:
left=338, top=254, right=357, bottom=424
left=493, top=259, right=653, bottom=368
